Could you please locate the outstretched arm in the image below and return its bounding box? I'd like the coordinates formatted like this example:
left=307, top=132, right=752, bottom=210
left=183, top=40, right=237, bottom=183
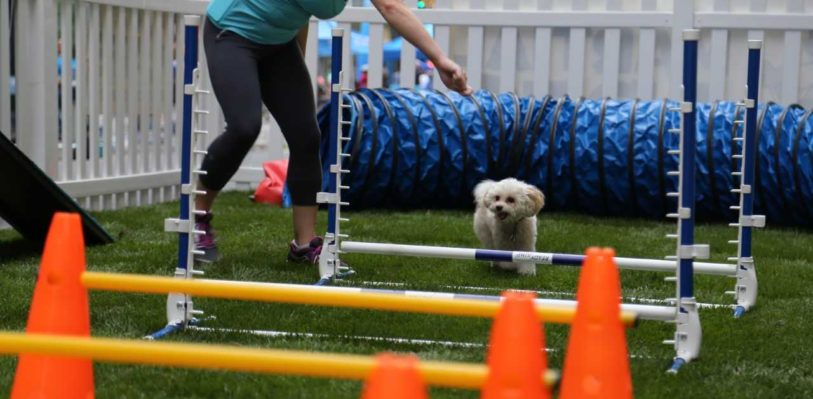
left=370, top=0, right=473, bottom=95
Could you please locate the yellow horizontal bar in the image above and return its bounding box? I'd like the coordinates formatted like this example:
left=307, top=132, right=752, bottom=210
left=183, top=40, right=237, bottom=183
left=81, top=272, right=637, bottom=326
left=0, top=332, right=558, bottom=389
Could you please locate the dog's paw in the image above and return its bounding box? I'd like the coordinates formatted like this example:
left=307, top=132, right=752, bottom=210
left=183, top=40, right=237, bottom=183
left=517, top=263, right=536, bottom=276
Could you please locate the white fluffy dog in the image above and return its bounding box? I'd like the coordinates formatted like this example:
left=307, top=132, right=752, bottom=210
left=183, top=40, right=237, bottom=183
left=473, top=178, right=545, bottom=275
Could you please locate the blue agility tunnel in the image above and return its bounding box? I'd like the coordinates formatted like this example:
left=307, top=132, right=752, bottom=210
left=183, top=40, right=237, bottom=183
left=318, top=89, right=813, bottom=228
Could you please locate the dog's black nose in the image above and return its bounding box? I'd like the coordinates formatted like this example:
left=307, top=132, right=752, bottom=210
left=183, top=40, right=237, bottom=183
left=495, top=205, right=503, bottom=211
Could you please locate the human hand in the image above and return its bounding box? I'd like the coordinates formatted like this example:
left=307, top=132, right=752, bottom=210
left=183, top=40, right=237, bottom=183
left=435, top=57, right=474, bottom=96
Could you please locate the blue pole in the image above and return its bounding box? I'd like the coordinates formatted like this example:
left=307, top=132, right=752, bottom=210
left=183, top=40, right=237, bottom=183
left=679, top=33, right=698, bottom=299
left=741, top=43, right=761, bottom=261
left=177, top=20, right=200, bottom=271
left=326, top=31, right=343, bottom=239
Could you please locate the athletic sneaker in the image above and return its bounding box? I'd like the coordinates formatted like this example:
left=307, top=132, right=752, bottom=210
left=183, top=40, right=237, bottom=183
left=288, top=237, right=351, bottom=270
left=194, top=212, right=220, bottom=263
left=287, top=237, right=325, bottom=264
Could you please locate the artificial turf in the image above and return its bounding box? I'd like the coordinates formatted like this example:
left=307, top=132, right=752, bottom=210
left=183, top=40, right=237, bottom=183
left=0, top=191, right=811, bottom=398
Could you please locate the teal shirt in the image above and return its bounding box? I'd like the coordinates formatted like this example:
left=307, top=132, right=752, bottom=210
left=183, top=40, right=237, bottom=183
left=207, top=0, right=347, bottom=45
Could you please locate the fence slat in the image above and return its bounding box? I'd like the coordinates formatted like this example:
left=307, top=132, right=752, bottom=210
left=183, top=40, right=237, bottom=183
left=173, top=14, right=184, bottom=171
left=140, top=10, right=152, bottom=204
left=43, top=0, right=60, bottom=178
left=533, top=0, right=552, bottom=96
left=708, top=0, right=729, bottom=101
left=12, top=0, right=30, bottom=147
left=368, top=23, right=384, bottom=89
left=430, top=0, right=451, bottom=91
left=127, top=8, right=138, bottom=179
left=140, top=10, right=151, bottom=176
left=75, top=2, right=88, bottom=180
left=88, top=3, right=101, bottom=180
left=114, top=7, right=125, bottom=178
left=59, top=0, right=75, bottom=181
left=102, top=5, right=114, bottom=180
left=782, top=0, right=803, bottom=105
left=163, top=13, right=174, bottom=178
left=671, top=0, right=694, bottom=99
left=113, top=6, right=126, bottom=207
left=398, top=0, right=420, bottom=89
left=747, top=0, right=767, bottom=41
left=602, top=0, right=622, bottom=98
left=637, top=0, right=657, bottom=99
left=0, top=0, right=11, bottom=137
left=466, top=0, right=485, bottom=91
left=499, top=0, right=519, bottom=93
left=152, top=11, right=164, bottom=202
left=338, top=22, right=354, bottom=89
left=18, top=0, right=59, bottom=176
left=567, top=0, right=588, bottom=97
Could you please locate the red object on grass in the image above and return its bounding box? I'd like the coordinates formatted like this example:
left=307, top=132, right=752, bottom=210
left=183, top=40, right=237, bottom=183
left=253, top=160, right=288, bottom=206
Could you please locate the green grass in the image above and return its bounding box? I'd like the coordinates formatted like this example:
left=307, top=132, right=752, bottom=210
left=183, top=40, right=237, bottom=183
left=1, top=191, right=811, bottom=398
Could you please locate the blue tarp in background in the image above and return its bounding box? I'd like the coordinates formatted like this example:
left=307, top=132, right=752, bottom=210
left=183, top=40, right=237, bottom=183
left=317, top=89, right=813, bottom=228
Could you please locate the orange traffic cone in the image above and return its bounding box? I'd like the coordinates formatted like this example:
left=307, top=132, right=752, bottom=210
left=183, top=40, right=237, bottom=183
left=560, top=247, right=632, bottom=399
left=11, top=212, right=94, bottom=399
left=360, top=353, right=428, bottom=399
left=481, top=291, right=550, bottom=399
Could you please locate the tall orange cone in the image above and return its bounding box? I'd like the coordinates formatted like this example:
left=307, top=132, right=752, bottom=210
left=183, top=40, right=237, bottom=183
left=360, top=353, right=428, bottom=399
left=560, top=247, right=632, bottom=399
left=11, top=212, right=94, bottom=399
left=481, top=291, right=550, bottom=399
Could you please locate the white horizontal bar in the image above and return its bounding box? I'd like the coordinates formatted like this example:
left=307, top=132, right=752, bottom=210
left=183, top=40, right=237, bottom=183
left=695, top=12, right=813, bottom=31
left=535, top=298, right=676, bottom=321
left=341, top=280, right=732, bottom=310
left=322, top=282, right=676, bottom=322
left=341, top=242, right=737, bottom=276
left=58, top=170, right=180, bottom=198
left=82, top=0, right=207, bottom=14
left=189, top=326, right=484, bottom=349
left=334, top=9, right=672, bottom=28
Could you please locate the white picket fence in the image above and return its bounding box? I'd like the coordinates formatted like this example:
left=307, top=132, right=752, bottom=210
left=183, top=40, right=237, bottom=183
left=1, top=0, right=812, bottom=214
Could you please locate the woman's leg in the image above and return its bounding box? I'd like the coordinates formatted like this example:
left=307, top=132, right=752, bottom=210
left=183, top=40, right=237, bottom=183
left=258, top=40, right=323, bottom=247
left=197, top=19, right=266, bottom=212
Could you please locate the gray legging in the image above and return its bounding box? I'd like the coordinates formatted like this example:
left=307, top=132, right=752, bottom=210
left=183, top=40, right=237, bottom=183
left=200, top=17, right=321, bottom=206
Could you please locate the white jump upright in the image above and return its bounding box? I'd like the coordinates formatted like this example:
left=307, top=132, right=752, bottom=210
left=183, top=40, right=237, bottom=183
left=729, top=40, right=765, bottom=318
left=317, top=28, right=725, bottom=372
left=316, top=28, right=356, bottom=285
left=150, top=16, right=212, bottom=340
left=666, top=29, right=703, bottom=373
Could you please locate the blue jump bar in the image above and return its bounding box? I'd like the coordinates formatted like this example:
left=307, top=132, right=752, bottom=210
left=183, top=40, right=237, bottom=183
left=475, top=250, right=583, bottom=266
left=325, top=30, right=343, bottom=237
left=678, top=31, right=699, bottom=299
left=741, top=41, right=762, bottom=260
left=177, top=18, right=200, bottom=271
left=341, top=241, right=735, bottom=275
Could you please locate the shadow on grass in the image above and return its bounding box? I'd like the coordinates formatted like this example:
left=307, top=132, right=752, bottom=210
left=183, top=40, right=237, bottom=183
left=0, top=238, right=42, bottom=263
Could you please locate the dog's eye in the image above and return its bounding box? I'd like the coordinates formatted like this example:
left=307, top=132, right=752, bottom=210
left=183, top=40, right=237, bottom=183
left=495, top=195, right=500, bottom=201
left=506, top=197, right=515, bottom=203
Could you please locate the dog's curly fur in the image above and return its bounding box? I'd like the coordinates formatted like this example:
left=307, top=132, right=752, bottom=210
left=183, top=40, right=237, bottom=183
left=472, top=178, right=545, bottom=275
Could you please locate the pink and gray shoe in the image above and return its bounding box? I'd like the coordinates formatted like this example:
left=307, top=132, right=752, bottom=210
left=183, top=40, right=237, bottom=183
left=287, top=237, right=325, bottom=264
left=194, top=212, right=220, bottom=263
left=287, top=236, right=350, bottom=268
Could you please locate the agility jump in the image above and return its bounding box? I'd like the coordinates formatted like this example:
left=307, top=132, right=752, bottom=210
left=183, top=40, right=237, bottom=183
left=316, top=28, right=765, bottom=372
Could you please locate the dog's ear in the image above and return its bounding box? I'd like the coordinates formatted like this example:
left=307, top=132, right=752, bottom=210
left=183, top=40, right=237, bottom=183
left=473, top=180, right=494, bottom=205
left=527, top=186, right=545, bottom=214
